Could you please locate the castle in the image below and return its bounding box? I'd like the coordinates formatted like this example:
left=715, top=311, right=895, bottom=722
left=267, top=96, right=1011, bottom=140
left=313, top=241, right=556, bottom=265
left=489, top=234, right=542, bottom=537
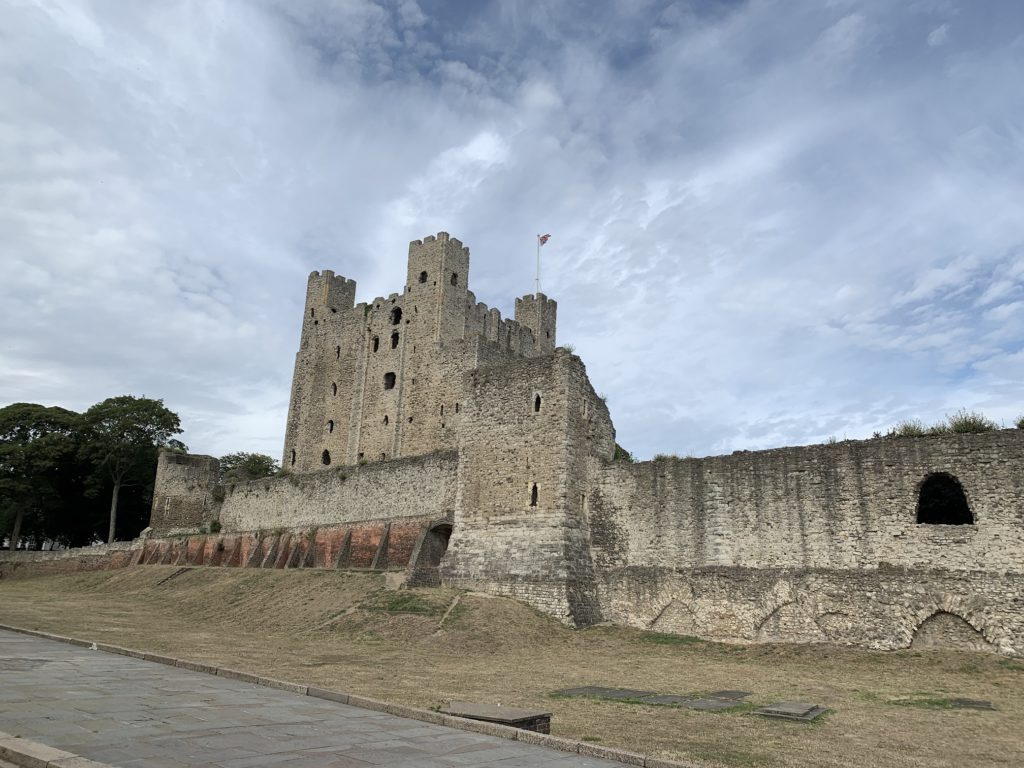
left=27, top=232, right=1024, bottom=655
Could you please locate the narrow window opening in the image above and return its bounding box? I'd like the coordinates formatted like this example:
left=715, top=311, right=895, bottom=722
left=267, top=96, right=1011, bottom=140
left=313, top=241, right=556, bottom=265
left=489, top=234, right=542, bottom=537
left=530, top=483, right=538, bottom=507
left=331, top=382, right=337, bottom=396
left=917, top=473, right=973, bottom=525
left=419, top=271, right=428, bottom=283
left=391, top=331, right=399, bottom=349
left=372, top=336, right=380, bottom=352
left=330, top=307, right=337, bottom=313
left=441, top=422, right=445, bottom=428
left=534, top=394, right=542, bottom=412
left=450, top=272, right=458, bottom=286
left=440, top=404, right=444, bottom=416
left=390, top=307, right=402, bottom=325
left=455, top=403, right=460, bottom=413
left=321, top=450, right=331, bottom=466
left=383, top=415, right=389, bottom=425
left=335, top=345, right=341, bottom=359
left=310, top=308, right=315, bottom=317
left=383, top=372, right=396, bottom=390
left=408, top=416, right=413, bottom=423
left=380, top=452, right=387, bottom=460
left=290, top=449, right=296, bottom=466
left=358, top=452, right=364, bottom=460
left=314, top=320, right=318, bottom=325
left=327, top=420, right=334, bottom=433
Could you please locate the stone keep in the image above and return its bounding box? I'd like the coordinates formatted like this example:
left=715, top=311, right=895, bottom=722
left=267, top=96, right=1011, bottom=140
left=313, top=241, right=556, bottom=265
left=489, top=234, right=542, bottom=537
left=141, top=231, right=1024, bottom=656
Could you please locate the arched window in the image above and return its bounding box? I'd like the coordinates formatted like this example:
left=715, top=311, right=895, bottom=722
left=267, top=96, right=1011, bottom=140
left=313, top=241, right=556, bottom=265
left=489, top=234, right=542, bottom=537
left=450, top=272, right=458, bottom=286
left=331, top=382, right=337, bottom=396
left=419, top=271, right=428, bottom=283
left=372, top=336, right=379, bottom=352
left=390, top=307, right=402, bottom=325
left=391, top=331, right=399, bottom=349
left=917, top=472, right=973, bottom=525
left=383, top=372, right=396, bottom=390
left=534, top=394, right=542, bottom=412
left=321, top=449, right=331, bottom=466
left=530, top=483, right=538, bottom=507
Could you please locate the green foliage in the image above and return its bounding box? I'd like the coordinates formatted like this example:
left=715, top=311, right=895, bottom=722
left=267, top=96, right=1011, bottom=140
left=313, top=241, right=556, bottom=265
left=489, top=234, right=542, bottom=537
left=641, top=632, right=701, bottom=646
left=946, top=408, right=998, bottom=434
left=1016, top=415, right=1024, bottom=430
left=80, top=395, right=183, bottom=544
left=613, top=443, right=635, bottom=462
left=219, top=452, right=280, bottom=482
left=891, top=419, right=927, bottom=437
left=887, top=409, right=999, bottom=438
left=208, top=520, right=222, bottom=534
left=0, top=403, right=80, bottom=549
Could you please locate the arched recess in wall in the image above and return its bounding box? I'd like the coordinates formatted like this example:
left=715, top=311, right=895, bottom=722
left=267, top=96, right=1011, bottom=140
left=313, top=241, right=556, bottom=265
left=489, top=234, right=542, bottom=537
left=331, top=382, right=337, bottom=396
left=321, top=449, right=331, bottom=465
left=383, top=372, right=396, bottom=390
left=390, top=307, right=402, bottom=325
left=910, top=611, right=994, bottom=652
left=419, top=270, right=428, bottom=283
left=408, top=521, right=453, bottom=587
left=917, top=473, right=973, bottom=525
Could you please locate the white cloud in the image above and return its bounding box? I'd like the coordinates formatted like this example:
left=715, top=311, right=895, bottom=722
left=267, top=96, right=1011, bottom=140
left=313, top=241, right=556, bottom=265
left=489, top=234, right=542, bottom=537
left=928, top=23, right=950, bottom=46
left=1, top=0, right=1022, bottom=462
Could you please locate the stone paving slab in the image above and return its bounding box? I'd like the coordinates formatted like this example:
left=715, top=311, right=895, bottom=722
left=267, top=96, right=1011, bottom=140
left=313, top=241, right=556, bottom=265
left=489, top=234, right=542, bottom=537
left=0, top=630, right=641, bottom=768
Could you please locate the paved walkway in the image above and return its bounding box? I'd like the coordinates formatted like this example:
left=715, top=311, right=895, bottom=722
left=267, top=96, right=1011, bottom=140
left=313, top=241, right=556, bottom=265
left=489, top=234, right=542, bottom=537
left=0, top=630, right=626, bottom=768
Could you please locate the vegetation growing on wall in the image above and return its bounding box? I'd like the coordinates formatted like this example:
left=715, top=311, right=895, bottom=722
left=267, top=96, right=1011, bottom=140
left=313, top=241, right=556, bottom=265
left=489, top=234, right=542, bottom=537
left=888, top=409, right=1001, bottom=437
left=218, top=452, right=279, bottom=482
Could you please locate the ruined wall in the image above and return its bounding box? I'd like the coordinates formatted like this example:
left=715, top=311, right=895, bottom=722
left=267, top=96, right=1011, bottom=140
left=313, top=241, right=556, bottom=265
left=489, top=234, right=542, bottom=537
left=587, top=430, right=1024, bottom=654
left=589, top=431, right=1024, bottom=573
left=441, top=350, right=615, bottom=626
left=597, top=565, right=1022, bottom=654
left=149, top=452, right=220, bottom=534
left=0, top=542, right=139, bottom=579
left=219, top=451, right=457, bottom=532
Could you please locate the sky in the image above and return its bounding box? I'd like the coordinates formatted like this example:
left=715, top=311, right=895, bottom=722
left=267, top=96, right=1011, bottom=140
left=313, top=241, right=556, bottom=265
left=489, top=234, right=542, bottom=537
left=2, top=0, right=1023, bottom=462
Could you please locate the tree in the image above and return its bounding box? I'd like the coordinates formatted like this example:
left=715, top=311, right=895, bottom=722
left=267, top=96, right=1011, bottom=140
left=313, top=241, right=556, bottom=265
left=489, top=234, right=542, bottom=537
left=79, top=396, right=183, bottom=543
left=0, top=403, right=80, bottom=550
left=219, top=452, right=279, bottom=481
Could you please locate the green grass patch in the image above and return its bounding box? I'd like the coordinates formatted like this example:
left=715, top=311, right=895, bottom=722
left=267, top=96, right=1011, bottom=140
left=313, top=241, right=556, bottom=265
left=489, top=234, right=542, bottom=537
left=641, top=632, right=701, bottom=646
left=364, top=590, right=447, bottom=616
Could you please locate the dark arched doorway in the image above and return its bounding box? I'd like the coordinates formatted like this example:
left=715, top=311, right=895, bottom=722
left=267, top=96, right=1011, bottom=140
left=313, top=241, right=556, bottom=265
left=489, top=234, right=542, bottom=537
left=406, top=521, right=452, bottom=587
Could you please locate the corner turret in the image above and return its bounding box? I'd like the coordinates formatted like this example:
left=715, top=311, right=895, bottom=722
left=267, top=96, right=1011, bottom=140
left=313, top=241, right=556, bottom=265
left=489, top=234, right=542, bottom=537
left=515, top=293, right=557, bottom=354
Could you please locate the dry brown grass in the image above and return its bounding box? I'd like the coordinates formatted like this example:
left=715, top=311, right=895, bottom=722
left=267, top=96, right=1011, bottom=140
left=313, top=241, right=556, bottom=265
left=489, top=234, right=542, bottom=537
left=1, top=566, right=1021, bottom=768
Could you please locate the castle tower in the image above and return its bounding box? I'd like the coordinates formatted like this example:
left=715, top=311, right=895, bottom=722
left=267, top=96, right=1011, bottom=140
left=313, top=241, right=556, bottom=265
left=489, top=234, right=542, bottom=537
left=515, top=292, right=557, bottom=354
left=405, top=232, right=470, bottom=342
left=283, top=270, right=357, bottom=473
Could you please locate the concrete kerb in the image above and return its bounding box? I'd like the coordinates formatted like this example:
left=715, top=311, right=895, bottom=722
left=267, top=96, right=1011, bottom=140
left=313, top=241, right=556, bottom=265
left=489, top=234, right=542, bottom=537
left=0, top=731, right=114, bottom=768
left=0, top=623, right=705, bottom=768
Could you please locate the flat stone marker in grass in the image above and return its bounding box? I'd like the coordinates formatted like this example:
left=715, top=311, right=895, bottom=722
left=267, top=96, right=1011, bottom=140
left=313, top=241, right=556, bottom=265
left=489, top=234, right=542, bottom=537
left=554, top=686, right=656, bottom=700
left=754, top=701, right=829, bottom=722
left=441, top=700, right=552, bottom=733
left=950, top=698, right=995, bottom=710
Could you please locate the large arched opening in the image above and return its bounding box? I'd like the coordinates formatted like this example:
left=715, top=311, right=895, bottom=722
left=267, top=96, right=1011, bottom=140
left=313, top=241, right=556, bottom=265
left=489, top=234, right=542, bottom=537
left=917, top=473, right=973, bottom=525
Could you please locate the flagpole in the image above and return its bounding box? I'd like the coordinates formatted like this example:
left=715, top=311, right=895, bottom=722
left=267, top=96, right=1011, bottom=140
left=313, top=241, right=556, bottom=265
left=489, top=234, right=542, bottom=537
left=535, top=234, right=540, bottom=297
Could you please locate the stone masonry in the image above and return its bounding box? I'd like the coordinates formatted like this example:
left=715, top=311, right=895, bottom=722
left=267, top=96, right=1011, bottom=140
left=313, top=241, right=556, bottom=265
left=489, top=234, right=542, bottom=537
left=81, top=232, right=1024, bottom=655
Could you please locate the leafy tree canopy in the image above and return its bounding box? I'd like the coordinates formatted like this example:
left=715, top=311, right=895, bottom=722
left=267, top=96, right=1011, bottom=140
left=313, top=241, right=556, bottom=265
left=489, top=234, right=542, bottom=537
left=219, top=452, right=280, bottom=481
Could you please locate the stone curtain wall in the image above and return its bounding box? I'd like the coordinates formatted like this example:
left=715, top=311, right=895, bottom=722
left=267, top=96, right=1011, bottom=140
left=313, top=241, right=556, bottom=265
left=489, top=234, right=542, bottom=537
left=586, top=430, right=1024, bottom=654
left=589, top=430, right=1024, bottom=573
left=219, top=451, right=457, bottom=533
